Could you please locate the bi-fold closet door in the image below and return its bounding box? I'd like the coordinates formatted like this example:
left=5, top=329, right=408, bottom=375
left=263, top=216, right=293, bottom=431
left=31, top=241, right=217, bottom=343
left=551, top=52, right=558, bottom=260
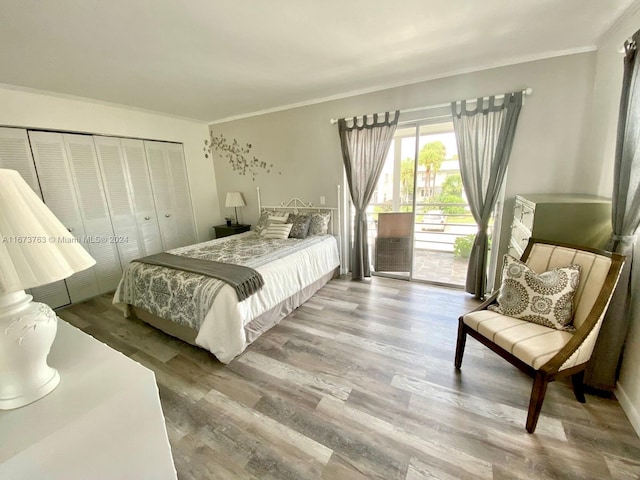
left=0, top=128, right=196, bottom=309
left=28, top=131, right=122, bottom=303
left=121, top=138, right=164, bottom=256
left=0, top=127, right=71, bottom=308
left=94, top=136, right=148, bottom=264
left=144, top=141, right=196, bottom=250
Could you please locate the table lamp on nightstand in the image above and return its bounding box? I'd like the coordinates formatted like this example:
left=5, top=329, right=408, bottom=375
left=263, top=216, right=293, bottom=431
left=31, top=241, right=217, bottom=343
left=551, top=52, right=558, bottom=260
left=0, top=169, right=96, bottom=410
left=225, top=191, right=246, bottom=226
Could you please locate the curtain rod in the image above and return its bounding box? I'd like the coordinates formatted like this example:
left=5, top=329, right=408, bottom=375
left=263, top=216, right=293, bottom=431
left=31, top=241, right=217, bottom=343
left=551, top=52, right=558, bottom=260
left=329, top=87, right=533, bottom=125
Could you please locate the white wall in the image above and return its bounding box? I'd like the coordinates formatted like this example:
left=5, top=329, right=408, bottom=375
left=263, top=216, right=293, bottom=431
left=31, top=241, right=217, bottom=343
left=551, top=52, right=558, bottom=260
left=0, top=85, right=220, bottom=242
left=588, top=7, right=640, bottom=434
left=210, top=53, right=597, bottom=257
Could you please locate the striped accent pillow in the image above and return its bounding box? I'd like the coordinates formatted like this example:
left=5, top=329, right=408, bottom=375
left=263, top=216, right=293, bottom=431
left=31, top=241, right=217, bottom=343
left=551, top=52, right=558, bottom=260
left=258, top=212, right=290, bottom=237
left=262, top=222, right=293, bottom=239
left=268, top=212, right=289, bottom=223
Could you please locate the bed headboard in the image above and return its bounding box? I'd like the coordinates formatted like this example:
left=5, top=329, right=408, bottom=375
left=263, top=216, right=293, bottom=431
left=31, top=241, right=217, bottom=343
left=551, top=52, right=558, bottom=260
left=256, top=186, right=342, bottom=238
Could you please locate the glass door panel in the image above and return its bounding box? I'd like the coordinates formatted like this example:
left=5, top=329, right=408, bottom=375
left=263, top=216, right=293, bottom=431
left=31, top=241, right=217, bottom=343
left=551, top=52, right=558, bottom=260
left=368, top=126, right=416, bottom=279
left=368, top=121, right=474, bottom=287
left=411, top=124, right=473, bottom=286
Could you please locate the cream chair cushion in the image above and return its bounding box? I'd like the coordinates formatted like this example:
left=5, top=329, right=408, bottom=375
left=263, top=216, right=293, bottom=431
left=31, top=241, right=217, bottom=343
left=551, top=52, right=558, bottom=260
left=463, top=310, right=573, bottom=370
left=463, top=244, right=614, bottom=372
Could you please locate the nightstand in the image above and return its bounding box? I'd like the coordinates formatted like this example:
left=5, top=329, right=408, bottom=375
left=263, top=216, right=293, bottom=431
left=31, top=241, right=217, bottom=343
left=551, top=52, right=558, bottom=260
left=213, top=224, right=251, bottom=238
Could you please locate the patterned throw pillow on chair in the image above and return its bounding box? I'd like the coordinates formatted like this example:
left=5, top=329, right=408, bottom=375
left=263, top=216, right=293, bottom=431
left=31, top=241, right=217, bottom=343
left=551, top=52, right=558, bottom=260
left=488, top=254, right=581, bottom=331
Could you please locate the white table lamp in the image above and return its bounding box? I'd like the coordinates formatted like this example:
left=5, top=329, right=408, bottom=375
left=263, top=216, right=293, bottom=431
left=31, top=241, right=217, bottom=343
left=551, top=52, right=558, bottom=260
left=0, top=169, right=96, bottom=410
left=225, top=192, right=246, bottom=225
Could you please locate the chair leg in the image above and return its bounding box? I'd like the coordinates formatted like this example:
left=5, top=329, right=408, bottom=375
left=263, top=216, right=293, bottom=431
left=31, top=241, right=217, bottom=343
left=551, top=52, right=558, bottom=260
left=454, top=318, right=467, bottom=369
left=526, top=372, right=549, bottom=434
left=571, top=370, right=586, bottom=403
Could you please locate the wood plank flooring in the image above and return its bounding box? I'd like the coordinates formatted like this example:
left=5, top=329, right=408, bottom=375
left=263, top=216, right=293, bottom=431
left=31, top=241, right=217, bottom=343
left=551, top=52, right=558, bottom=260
left=58, top=276, right=640, bottom=480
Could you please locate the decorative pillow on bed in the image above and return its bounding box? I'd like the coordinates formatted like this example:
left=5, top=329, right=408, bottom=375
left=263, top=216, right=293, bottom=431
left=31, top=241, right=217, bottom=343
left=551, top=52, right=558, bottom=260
left=488, top=254, right=581, bottom=331
left=287, top=213, right=312, bottom=239
left=268, top=212, right=289, bottom=223
left=262, top=222, right=293, bottom=239
left=253, top=211, right=272, bottom=236
left=255, top=211, right=290, bottom=236
left=307, top=212, right=331, bottom=236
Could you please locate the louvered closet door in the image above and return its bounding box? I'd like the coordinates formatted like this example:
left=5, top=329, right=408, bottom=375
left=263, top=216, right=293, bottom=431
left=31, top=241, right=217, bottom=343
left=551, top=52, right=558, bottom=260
left=63, top=134, right=123, bottom=293
left=0, top=128, right=71, bottom=308
left=0, top=127, right=42, bottom=192
left=121, top=138, right=163, bottom=255
left=28, top=131, right=100, bottom=303
left=166, top=143, right=197, bottom=246
left=94, top=136, right=143, bottom=265
left=144, top=140, right=180, bottom=250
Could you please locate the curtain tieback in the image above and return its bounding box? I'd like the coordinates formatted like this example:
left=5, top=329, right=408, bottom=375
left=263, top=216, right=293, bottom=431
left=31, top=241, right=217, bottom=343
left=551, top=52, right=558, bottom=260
left=612, top=234, right=637, bottom=244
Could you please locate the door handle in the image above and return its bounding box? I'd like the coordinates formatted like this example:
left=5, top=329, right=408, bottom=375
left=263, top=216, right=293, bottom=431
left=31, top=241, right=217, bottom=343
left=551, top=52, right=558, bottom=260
left=145, top=216, right=150, bottom=220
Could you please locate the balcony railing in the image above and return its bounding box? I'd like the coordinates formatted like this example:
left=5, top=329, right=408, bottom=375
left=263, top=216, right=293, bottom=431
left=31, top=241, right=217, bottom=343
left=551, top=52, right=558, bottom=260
left=366, top=202, right=483, bottom=252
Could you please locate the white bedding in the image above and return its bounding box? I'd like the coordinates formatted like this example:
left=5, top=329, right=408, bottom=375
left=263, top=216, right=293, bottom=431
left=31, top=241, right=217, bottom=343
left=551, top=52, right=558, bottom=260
left=114, top=232, right=340, bottom=363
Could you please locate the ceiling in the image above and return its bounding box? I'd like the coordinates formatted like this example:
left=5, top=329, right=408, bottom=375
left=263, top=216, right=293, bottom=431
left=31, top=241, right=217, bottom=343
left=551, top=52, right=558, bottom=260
left=1, top=0, right=635, bottom=123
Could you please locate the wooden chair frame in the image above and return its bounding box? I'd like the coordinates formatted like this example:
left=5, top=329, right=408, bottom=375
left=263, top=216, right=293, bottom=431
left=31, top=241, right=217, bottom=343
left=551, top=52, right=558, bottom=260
left=454, top=238, right=625, bottom=433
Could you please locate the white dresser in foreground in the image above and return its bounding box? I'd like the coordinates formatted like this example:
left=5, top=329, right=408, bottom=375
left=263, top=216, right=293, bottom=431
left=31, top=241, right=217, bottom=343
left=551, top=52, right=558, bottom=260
left=0, top=319, right=177, bottom=480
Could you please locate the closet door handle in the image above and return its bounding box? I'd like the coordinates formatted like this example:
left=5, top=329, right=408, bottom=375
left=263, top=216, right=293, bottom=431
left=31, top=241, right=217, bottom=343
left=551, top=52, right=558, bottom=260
left=165, top=214, right=171, bottom=218
left=145, top=216, right=150, bottom=220
left=67, top=228, right=73, bottom=232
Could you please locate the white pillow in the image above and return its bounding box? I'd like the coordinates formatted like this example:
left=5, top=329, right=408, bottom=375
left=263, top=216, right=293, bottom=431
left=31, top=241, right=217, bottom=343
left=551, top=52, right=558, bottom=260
left=269, top=212, right=289, bottom=222
left=258, top=212, right=290, bottom=237
left=262, top=222, right=293, bottom=239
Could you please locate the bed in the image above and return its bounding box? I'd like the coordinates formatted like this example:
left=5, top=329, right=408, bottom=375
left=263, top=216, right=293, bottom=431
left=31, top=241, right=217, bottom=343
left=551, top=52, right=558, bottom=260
left=113, top=190, right=341, bottom=363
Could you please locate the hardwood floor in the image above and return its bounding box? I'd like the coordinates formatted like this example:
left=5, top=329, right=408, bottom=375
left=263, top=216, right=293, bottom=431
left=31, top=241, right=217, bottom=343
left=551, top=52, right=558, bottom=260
left=58, top=276, right=640, bottom=480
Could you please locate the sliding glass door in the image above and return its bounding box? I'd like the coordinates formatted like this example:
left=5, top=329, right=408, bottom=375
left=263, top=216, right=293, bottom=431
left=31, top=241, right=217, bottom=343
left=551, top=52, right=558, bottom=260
left=367, top=120, right=476, bottom=287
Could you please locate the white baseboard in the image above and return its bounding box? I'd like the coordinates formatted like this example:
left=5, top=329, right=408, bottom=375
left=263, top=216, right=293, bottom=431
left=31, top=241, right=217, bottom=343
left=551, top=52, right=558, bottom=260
left=616, top=381, right=640, bottom=436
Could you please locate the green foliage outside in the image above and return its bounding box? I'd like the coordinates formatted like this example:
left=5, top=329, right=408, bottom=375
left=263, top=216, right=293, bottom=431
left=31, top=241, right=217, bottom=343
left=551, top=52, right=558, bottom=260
left=371, top=201, right=413, bottom=220
left=371, top=201, right=392, bottom=222
left=373, top=141, right=468, bottom=224
left=400, top=158, right=414, bottom=203
left=454, top=234, right=493, bottom=259
left=436, top=173, right=466, bottom=215
left=454, top=234, right=475, bottom=259
left=418, top=141, right=446, bottom=199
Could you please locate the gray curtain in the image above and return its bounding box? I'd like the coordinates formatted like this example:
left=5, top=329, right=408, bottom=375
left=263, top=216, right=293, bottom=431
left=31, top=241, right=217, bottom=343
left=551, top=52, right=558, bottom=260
left=339, top=111, right=399, bottom=280
left=451, top=92, right=523, bottom=298
left=586, top=32, right=640, bottom=390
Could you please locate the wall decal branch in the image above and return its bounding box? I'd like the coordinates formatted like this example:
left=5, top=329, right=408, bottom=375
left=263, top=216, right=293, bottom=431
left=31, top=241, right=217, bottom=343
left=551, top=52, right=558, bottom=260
left=204, top=133, right=281, bottom=181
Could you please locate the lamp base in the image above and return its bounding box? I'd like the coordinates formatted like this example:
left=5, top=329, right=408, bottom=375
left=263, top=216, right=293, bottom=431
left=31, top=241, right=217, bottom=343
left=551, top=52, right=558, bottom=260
left=0, top=291, right=60, bottom=410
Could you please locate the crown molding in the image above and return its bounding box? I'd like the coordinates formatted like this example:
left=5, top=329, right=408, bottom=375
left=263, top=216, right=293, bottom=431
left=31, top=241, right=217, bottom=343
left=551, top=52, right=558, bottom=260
left=208, top=46, right=596, bottom=125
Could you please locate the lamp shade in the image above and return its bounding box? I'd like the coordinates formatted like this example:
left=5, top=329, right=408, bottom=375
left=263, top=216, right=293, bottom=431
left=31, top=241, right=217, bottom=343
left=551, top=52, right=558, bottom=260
left=0, top=169, right=96, bottom=293
left=225, top=192, right=246, bottom=208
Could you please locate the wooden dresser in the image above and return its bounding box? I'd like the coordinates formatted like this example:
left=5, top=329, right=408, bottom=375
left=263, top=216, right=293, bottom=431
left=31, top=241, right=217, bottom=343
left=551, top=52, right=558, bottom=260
left=508, top=194, right=612, bottom=258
